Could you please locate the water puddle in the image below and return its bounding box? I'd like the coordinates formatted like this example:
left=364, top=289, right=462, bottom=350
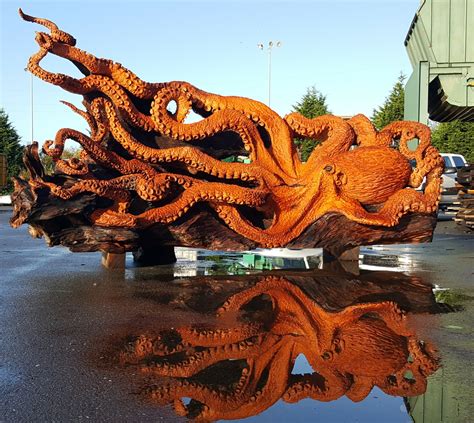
left=100, top=267, right=458, bottom=422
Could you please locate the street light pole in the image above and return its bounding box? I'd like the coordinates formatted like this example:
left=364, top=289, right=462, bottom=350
left=258, top=41, right=281, bottom=107
left=25, top=68, right=34, bottom=144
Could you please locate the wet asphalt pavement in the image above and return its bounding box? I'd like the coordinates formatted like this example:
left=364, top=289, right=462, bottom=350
left=0, top=210, right=180, bottom=422
left=0, top=209, right=473, bottom=422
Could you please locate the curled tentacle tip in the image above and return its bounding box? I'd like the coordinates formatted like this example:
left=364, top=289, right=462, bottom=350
left=19, top=9, right=39, bottom=24
left=34, top=31, right=50, bottom=46
left=60, top=100, right=74, bottom=110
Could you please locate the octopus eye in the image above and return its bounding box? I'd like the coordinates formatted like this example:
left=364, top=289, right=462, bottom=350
left=333, top=340, right=344, bottom=354
left=387, top=375, right=397, bottom=386
left=321, top=351, right=333, bottom=360
left=324, top=165, right=333, bottom=173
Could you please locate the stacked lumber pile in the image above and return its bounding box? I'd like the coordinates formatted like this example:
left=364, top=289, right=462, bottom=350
left=445, top=200, right=462, bottom=219
left=455, top=165, right=474, bottom=230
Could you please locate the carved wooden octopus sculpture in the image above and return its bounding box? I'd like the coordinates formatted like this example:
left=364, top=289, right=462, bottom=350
left=20, top=10, right=443, bottom=248
left=119, top=276, right=439, bottom=421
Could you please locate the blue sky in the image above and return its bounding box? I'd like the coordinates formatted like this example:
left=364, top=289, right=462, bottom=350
left=1, top=0, right=419, bottom=145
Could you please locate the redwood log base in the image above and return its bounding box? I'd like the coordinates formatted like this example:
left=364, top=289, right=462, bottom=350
left=337, top=246, right=360, bottom=261
left=11, top=10, right=443, bottom=257
left=322, top=247, right=361, bottom=274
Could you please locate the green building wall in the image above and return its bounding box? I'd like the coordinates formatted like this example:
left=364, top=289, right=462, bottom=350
left=404, top=0, right=474, bottom=123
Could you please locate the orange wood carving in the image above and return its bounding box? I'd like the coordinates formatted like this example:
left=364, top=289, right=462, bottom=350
left=19, top=10, right=443, bottom=248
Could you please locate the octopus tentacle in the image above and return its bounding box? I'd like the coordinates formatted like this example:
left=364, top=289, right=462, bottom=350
left=24, top=32, right=155, bottom=131
left=40, top=128, right=271, bottom=227
left=21, top=10, right=297, bottom=179
left=53, top=157, right=90, bottom=177
left=42, top=128, right=156, bottom=178
left=347, top=114, right=378, bottom=146
left=150, top=84, right=281, bottom=169
left=216, top=277, right=333, bottom=353
left=212, top=183, right=323, bottom=248
left=147, top=377, right=255, bottom=421
left=142, top=335, right=267, bottom=378
left=380, top=121, right=444, bottom=198
left=86, top=98, right=110, bottom=142
left=377, top=120, right=436, bottom=176
left=34, top=176, right=131, bottom=201
left=39, top=158, right=269, bottom=226
left=174, top=83, right=299, bottom=179
left=32, top=177, right=131, bottom=214
left=335, top=187, right=439, bottom=226
left=145, top=335, right=293, bottom=421
left=409, top=145, right=444, bottom=188
left=379, top=362, right=429, bottom=397
left=92, top=180, right=268, bottom=228
left=20, top=10, right=177, bottom=103
left=211, top=205, right=284, bottom=247
left=20, top=12, right=160, bottom=131
left=42, top=104, right=93, bottom=177
left=283, top=370, right=350, bottom=403
left=33, top=33, right=164, bottom=99
left=103, top=98, right=280, bottom=185
left=147, top=379, right=240, bottom=409
left=177, top=324, right=264, bottom=347
left=216, top=276, right=300, bottom=315
left=345, top=376, right=375, bottom=402
left=19, top=8, right=76, bottom=45
left=60, top=100, right=97, bottom=135
left=284, top=114, right=355, bottom=167
left=409, top=339, right=439, bottom=374
left=119, top=334, right=191, bottom=364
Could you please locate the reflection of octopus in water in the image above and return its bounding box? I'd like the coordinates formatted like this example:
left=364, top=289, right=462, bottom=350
left=119, top=277, right=439, bottom=421
left=20, top=10, right=443, bottom=247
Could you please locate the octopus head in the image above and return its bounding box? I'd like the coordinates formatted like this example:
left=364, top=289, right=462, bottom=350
left=322, top=320, right=408, bottom=376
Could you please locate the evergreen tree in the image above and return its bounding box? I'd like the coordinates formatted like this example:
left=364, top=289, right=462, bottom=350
left=431, top=121, right=474, bottom=163
left=292, top=86, right=330, bottom=161
left=371, top=73, right=405, bottom=130
left=0, top=109, right=24, bottom=194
